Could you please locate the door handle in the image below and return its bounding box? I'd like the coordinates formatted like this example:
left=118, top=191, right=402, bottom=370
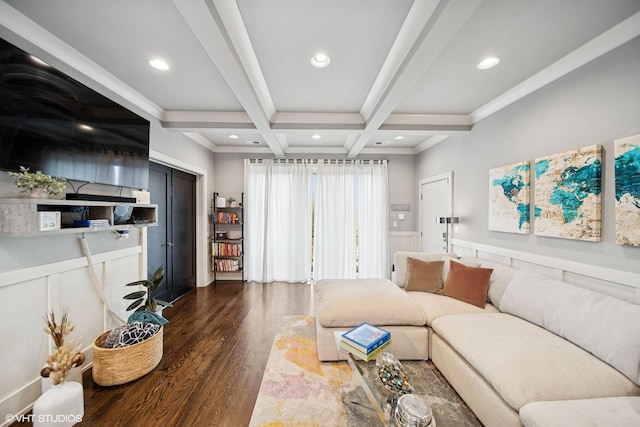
left=162, top=242, right=175, bottom=247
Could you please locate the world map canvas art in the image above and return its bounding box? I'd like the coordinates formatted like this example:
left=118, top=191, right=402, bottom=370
left=614, top=134, right=640, bottom=246
left=489, top=161, right=530, bottom=234
left=534, top=144, right=602, bottom=241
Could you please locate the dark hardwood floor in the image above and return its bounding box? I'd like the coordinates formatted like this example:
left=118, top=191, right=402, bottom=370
left=17, top=281, right=315, bottom=427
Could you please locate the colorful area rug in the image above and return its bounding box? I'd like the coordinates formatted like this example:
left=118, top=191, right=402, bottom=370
left=249, top=316, right=351, bottom=426
left=249, top=315, right=481, bottom=427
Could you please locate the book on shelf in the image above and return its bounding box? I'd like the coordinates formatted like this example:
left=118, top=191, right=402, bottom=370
left=214, top=258, right=240, bottom=272
left=340, top=338, right=391, bottom=362
left=212, top=243, right=242, bottom=257
left=341, top=323, right=390, bottom=354
left=216, top=212, right=239, bottom=224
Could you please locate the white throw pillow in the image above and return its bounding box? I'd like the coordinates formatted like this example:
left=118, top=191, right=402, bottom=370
left=470, top=259, right=518, bottom=307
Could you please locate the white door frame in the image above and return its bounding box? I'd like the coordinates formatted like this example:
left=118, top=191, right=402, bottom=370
left=418, top=172, right=454, bottom=252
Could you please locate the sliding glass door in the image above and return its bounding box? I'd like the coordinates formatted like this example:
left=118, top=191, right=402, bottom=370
left=244, top=159, right=388, bottom=283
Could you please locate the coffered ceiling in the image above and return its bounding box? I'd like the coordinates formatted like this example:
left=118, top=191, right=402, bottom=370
left=1, top=0, right=639, bottom=157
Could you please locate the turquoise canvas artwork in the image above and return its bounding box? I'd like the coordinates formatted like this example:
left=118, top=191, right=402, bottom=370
left=488, top=161, right=530, bottom=234
left=615, top=134, right=640, bottom=246
left=534, top=144, right=602, bottom=241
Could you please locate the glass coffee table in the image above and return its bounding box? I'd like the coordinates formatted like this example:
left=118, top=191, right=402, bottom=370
left=334, top=331, right=482, bottom=427
left=334, top=331, right=425, bottom=425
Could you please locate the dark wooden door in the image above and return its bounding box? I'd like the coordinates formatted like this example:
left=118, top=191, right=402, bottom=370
left=147, top=162, right=196, bottom=303
left=171, top=169, right=196, bottom=298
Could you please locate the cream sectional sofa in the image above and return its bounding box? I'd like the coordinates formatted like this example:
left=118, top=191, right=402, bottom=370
left=314, top=251, right=640, bottom=426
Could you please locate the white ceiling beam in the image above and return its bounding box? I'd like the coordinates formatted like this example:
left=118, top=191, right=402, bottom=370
left=360, top=147, right=419, bottom=155
left=212, top=146, right=273, bottom=154
left=162, top=111, right=253, bottom=123
left=380, top=113, right=472, bottom=132
left=173, top=0, right=284, bottom=156
left=415, top=135, right=450, bottom=153
left=383, top=113, right=471, bottom=126
left=211, top=0, right=276, bottom=120
left=285, top=147, right=349, bottom=155
left=360, top=0, right=440, bottom=121
left=471, top=10, right=640, bottom=124
left=182, top=132, right=218, bottom=150
left=343, top=134, right=360, bottom=153
left=348, top=0, right=482, bottom=157
left=162, top=111, right=256, bottom=130
left=275, top=133, right=290, bottom=152
left=271, top=112, right=365, bottom=130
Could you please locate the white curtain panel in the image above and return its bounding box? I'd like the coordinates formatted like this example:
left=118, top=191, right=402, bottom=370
left=313, top=161, right=357, bottom=280
left=357, top=161, right=389, bottom=278
left=244, top=160, right=268, bottom=282
left=244, top=159, right=313, bottom=283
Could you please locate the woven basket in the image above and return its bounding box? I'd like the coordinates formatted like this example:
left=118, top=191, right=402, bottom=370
left=92, top=326, right=163, bottom=386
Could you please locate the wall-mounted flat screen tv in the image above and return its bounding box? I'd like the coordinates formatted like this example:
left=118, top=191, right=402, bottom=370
left=0, top=37, right=150, bottom=189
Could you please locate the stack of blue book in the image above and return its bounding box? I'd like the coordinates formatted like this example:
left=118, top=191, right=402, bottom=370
left=340, top=322, right=391, bottom=361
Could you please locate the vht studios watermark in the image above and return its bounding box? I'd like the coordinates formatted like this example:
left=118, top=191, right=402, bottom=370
left=6, top=413, right=83, bottom=423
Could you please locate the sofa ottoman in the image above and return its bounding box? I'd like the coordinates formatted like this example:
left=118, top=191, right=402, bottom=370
left=315, top=278, right=428, bottom=361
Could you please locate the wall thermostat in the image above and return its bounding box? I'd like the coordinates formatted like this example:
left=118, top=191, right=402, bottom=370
left=38, top=212, right=61, bottom=231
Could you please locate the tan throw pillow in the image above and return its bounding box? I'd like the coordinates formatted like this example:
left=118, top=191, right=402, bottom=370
left=404, top=258, right=445, bottom=294
left=442, top=260, right=493, bottom=308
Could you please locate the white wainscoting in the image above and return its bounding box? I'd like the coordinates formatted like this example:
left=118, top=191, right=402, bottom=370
left=389, top=231, right=419, bottom=278
left=0, top=243, right=145, bottom=425
left=452, top=239, right=640, bottom=304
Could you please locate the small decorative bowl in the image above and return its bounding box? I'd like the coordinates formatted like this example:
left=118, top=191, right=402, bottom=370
left=376, top=352, right=413, bottom=395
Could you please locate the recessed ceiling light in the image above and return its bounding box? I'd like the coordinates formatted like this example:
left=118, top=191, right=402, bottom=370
left=394, top=136, right=405, bottom=140
left=310, top=53, right=331, bottom=68
left=477, top=56, right=501, bottom=70
left=78, top=124, right=94, bottom=131
left=149, top=58, right=170, bottom=71
left=312, top=134, right=322, bottom=139
left=229, top=134, right=239, bottom=139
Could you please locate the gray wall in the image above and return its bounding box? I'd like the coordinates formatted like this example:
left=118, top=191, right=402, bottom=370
left=416, top=36, right=640, bottom=273
left=149, top=121, right=216, bottom=183
left=213, top=153, right=417, bottom=232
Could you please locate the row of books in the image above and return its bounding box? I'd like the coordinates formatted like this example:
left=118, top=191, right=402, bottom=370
left=212, top=243, right=242, bottom=257
left=216, top=212, right=240, bottom=224
left=340, top=322, right=391, bottom=362
left=214, top=259, right=241, bottom=272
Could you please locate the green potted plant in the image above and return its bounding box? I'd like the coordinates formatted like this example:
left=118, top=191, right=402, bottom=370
left=123, top=266, right=172, bottom=313
left=7, top=166, right=67, bottom=197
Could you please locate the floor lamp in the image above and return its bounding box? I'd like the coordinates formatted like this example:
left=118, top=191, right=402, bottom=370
left=438, top=216, right=459, bottom=253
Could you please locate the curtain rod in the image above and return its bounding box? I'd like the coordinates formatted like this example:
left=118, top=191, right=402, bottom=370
left=246, top=159, right=388, bottom=164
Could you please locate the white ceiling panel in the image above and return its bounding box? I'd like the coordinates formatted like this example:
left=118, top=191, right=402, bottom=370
left=237, top=0, right=413, bottom=112
left=1, top=0, right=638, bottom=157
left=6, top=0, right=244, bottom=111
left=396, top=0, right=640, bottom=114
left=283, top=131, right=351, bottom=148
